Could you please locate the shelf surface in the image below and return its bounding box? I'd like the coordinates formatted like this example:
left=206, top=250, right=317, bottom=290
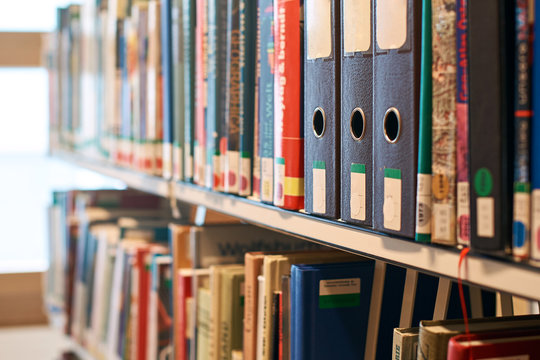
left=54, top=151, right=540, bottom=300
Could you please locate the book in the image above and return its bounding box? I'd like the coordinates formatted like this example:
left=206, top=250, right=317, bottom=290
left=418, top=315, right=540, bottom=360
left=280, top=275, right=290, bottom=360
left=455, top=0, right=470, bottom=246
left=197, top=287, right=212, bottom=360
left=273, top=0, right=304, bottom=210
left=182, top=0, right=196, bottom=181
left=340, top=0, right=373, bottom=227
left=392, top=327, right=419, bottom=360
left=219, top=266, right=245, bottom=360
left=290, top=261, right=375, bottom=360
left=468, top=0, right=515, bottom=254
left=304, top=0, right=341, bottom=219
left=431, top=0, right=457, bottom=245
left=372, top=0, right=421, bottom=238
left=512, top=0, right=533, bottom=259
left=258, top=0, right=274, bottom=204
left=194, top=0, right=208, bottom=185
left=415, top=0, right=432, bottom=244
left=447, top=328, right=540, bottom=360
left=171, top=0, right=185, bottom=181
left=161, top=0, right=174, bottom=179
left=223, top=0, right=241, bottom=194
left=532, top=0, right=540, bottom=262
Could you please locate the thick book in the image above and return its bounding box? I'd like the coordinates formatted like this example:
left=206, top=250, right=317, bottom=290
left=392, top=327, right=419, bottom=360
left=223, top=0, right=241, bottom=194
left=418, top=315, right=540, bottom=360
left=512, top=0, right=533, bottom=259
left=468, top=0, right=515, bottom=254
left=161, top=0, right=174, bottom=179
left=415, top=0, right=432, bottom=243
left=273, top=0, right=304, bottom=210
left=176, top=269, right=194, bottom=360
left=455, top=0, right=470, bottom=246
left=304, top=0, right=341, bottom=218
left=182, top=0, right=196, bottom=182
left=372, top=0, right=421, bottom=238
left=290, top=261, right=375, bottom=360
left=340, top=0, right=373, bottom=227
left=447, top=328, right=540, bottom=360
left=197, top=287, right=211, bottom=360
left=258, top=0, right=274, bottom=204
left=431, top=0, right=457, bottom=245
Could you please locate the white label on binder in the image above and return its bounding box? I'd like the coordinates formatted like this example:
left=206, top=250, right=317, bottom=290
left=261, top=157, right=274, bottom=202
left=513, top=191, right=530, bottom=258
left=416, top=173, right=432, bottom=235
left=433, top=203, right=452, bottom=242
left=376, top=0, right=407, bottom=50
left=306, top=0, right=332, bottom=59
left=319, top=278, right=361, bottom=296
left=477, top=197, right=495, bottom=238
left=383, top=176, right=402, bottom=231
left=351, top=171, right=366, bottom=221
left=313, top=166, right=326, bottom=214
left=344, top=0, right=371, bottom=53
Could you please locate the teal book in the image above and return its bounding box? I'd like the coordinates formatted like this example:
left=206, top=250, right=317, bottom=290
left=415, top=0, right=432, bottom=243
left=182, top=0, right=196, bottom=182
left=172, top=0, right=185, bottom=181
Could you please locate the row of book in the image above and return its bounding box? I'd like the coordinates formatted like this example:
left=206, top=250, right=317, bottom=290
left=46, top=0, right=540, bottom=260
left=48, top=188, right=540, bottom=360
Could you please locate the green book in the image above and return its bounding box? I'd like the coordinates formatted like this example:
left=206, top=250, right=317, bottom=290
left=415, top=0, right=432, bottom=243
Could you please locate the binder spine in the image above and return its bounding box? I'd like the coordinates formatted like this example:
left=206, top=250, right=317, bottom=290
left=431, top=0, right=457, bottom=245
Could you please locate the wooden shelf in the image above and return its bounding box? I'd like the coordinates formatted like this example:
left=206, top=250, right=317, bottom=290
left=53, top=151, right=540, bottom=300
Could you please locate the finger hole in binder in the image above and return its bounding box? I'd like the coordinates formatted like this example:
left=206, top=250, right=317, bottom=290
left=350, top=107, right=366, bottom=141
left=383, top=107, right=401, bottom=143
left=312, top=107, right=326, bottom=138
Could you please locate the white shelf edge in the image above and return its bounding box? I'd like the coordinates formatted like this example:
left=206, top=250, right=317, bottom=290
left=53, top=151, right=540, bottom=300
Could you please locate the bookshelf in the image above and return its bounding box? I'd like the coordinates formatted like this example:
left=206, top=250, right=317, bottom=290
left=53, top=150, right=540, bottom=301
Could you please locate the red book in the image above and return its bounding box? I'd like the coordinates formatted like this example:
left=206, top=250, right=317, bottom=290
left=273, top=0, right=304, bottom=210
left=176, top=270, right=193, bottom=360
left=448, top=328, right=540, bottom=360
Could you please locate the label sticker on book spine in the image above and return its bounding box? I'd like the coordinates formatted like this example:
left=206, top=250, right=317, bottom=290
left=383, top=168, right=402, bottom=231
left=477, top=197, right=495, bottom=238
left=482, top=356, right=529, bottom=360
left=173, top=146, right=183, bottom=180
left=351, top=164, right=366, bottom=221
left=261, top=157, right=274, bottom=202
left=319, top=278, right=361, bottom=309
left=239, top=153, right=252, bottom=196
left=185, top=149, right=193, bottom=179
left=227, top=151, right=239, bottom=194
left=313, top=161, right=326, bottom=214
left=416, top=173, right=432, bottom=236
left=530, top=189, right=540, bottom=261
left=162, top=142, right=173, bottom=178
left=213, top=154, right=221, bottom=191
left=513, top=184, right=530, bottom=258
left=433, top=203, right=452, bottom=242
left=274, top=157, right=285, bottom=206
left=457, top=181, right=470, bottom=245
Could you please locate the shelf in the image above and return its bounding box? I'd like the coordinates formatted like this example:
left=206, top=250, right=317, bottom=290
left=54, top=151, right=540, bottom=301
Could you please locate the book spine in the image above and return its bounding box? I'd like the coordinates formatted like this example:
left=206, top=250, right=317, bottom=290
left=455, top=0, right=471, bottom=246
left=532, top=0, right=540, bottom=262
left=182, top=0, right=195, bottom=181
left=252, top=2, right=262, bottom=201
left=415, top=0, right=433, bottom=243
left=259, top=0, right=275, bottom=204
left=273, top=0, right=304, bottom=210
left=431, top=0, right=457, bottom=245
left=225, top=0, right=241, bottom=194
left=238, top=0, right=257, bottom=197
left=206, top=0, right=218, bottom=189
left=194, top=0, right=208, bottom=185
left=161, top=0, right=174, bottom=179
left=512, top=0, right=533, bottom=259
